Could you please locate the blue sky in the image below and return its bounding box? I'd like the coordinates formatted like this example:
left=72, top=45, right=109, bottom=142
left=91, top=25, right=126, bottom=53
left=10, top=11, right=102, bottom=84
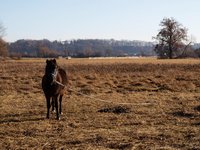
left=0, top=0, right=200, bottom=42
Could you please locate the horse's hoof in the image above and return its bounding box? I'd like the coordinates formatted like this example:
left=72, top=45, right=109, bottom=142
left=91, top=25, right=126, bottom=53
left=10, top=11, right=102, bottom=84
left=57, top=117, right=60, bottom=120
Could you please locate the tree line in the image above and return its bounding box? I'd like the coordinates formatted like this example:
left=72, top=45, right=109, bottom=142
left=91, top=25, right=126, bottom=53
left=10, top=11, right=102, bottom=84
left=8, top=39, right=155, bottom=58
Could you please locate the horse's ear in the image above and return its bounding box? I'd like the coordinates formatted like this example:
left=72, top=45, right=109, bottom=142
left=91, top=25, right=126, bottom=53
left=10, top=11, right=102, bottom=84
left=46, top=59, right=49, bottom=64
left=53, top=59, right=56, bottom=64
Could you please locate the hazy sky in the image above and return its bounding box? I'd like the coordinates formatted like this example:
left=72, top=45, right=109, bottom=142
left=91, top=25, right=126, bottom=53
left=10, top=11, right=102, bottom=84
left=0, top=0, right=200, bottom=42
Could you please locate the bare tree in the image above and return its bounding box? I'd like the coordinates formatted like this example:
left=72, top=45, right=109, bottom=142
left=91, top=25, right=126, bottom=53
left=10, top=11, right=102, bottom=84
left=0, top=23, right=8, bottom=57
left=0, top=22, right=6, bottom=37
left=154, top=18, right=188, bottom=59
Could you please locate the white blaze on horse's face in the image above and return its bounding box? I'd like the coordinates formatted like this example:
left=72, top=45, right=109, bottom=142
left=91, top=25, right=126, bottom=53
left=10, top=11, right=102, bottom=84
left=51, top=66, right=58, bottom=84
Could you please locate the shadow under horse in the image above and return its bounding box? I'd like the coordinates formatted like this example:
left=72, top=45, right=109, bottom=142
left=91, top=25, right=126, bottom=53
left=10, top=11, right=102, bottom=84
left=42, top=59, right=68, bottom=120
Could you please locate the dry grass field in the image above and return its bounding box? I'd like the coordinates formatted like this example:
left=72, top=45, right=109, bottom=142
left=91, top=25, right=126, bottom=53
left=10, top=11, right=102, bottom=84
left=0, top=58, right=200, bottom=149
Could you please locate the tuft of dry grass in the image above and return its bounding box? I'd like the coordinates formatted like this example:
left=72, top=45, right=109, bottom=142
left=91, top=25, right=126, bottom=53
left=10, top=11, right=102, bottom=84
left=0, top=58, right=200, bottom=149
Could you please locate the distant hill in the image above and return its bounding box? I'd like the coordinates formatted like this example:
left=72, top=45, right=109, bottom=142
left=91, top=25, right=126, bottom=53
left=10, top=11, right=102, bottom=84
left=8, top=39, right=156, bottom=57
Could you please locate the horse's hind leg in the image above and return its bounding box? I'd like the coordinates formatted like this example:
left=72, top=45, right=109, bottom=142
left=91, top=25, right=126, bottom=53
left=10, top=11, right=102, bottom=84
left=59, top=95, right=63, bottom=115
left=55, top=96, right=60, bottom=120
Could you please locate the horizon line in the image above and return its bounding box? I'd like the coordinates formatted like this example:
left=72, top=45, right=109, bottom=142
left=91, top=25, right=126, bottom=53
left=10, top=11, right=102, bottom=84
left=6, top=38, right=158, bottom=43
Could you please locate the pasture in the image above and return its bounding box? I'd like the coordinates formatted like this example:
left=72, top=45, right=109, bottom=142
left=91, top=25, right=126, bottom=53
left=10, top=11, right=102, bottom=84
left=0, top=58, right=200, bottom=149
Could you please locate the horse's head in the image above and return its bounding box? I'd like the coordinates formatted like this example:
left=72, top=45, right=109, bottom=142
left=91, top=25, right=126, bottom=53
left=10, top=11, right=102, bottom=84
left=45, top=59, right=58, bottom=85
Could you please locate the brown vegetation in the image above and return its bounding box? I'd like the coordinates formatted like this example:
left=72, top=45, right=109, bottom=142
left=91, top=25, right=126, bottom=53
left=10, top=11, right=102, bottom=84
left=0, top=58, right=200, bottom=149
left=0, top=38, right=8, bottom=57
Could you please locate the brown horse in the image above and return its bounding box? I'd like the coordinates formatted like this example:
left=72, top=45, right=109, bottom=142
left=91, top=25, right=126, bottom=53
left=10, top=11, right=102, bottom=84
left=42, top=59, right=68, bottom=120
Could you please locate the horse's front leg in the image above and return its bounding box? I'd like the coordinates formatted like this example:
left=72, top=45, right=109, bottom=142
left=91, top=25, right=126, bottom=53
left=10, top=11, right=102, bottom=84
left=54, top=95, right=60, bottom=120
left=46, top=96, right=51, bottom=119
